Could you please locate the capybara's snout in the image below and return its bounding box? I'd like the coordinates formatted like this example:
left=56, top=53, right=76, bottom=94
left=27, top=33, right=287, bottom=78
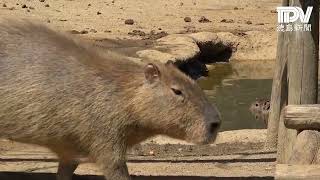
left=203, top=104, right=221, bottom=143
left=208, top=121, right=220, bottom=135
left=187, top=104, right=221, bottom=145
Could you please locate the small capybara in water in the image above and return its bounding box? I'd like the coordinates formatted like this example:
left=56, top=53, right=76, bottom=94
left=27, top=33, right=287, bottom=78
left=0, top=20, right=221, bottom=180
left=249, top=98, right=270, bottom=126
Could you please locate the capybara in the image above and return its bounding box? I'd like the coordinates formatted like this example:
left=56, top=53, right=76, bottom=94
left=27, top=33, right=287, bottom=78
left=0, top=20, right=221, bottom=180
left=249, top=98, right=270, bottom=126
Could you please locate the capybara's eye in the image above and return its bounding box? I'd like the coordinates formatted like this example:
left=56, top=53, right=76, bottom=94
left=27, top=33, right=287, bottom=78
left=171, top=88, right=183, bottom=96
left=255, top=103, right=259, bottom=107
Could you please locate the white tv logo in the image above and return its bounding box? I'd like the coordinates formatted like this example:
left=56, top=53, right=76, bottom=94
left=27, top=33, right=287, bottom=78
left=277, top=7, right=313, bottom=23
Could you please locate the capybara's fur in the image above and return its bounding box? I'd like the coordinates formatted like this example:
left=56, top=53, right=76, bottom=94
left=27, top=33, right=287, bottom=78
left=0, top=20, right=221, bottom=180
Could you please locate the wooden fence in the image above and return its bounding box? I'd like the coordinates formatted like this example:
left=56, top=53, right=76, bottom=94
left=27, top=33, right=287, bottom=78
left=264, top=0, right=319, bottom=179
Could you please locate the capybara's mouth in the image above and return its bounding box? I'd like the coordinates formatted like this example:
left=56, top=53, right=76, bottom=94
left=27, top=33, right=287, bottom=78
left=185, top=127, right=219, bottom=145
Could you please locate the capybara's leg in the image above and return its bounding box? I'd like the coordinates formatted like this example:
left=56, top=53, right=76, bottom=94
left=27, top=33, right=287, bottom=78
left=95, top=151, right=130, bottom=180
left=56, top=159, right=79, bottom=180
left=100, top=160, right=130, bottom=180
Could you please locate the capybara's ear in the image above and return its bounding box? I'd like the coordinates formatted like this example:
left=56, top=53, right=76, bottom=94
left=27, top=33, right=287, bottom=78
left=144, top=63, right=160, bottom=83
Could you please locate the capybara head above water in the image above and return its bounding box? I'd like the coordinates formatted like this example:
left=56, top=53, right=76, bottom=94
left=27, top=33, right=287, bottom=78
left=249, top=98, right=270, bottom=115
left=133, top=61, right=221, bottom=144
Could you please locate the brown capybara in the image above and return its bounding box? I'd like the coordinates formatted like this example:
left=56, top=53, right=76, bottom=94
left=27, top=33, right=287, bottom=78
left=0, top=20, right=221, bottom=180
left=249, top=98, right=270, bottom=126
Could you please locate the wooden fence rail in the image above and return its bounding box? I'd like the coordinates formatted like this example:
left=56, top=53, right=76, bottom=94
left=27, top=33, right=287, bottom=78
left=284, top=105, right=320, bottom=130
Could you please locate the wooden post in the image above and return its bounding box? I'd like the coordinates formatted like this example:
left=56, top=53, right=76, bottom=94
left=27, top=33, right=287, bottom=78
left=284, top=105, right=320, bottom=130
left=277, top=0, right=319, bottom=163
left=282, top=105, right=320, bottom=164
left=288, top=130, right=320, bottom=164
left=265, top=0, right=289, bottom=150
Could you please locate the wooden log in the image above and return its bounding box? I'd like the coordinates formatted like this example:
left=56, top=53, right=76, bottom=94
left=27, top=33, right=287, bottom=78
left=277, top=0, right=319, bottom=164
left=288, top=130, right=320, bottom=164
left=276, top=164, right=320, bottom=180
left=265, top=0, right=289, bottom=150
left=277, top=109, right=290, bottom=163
left=284, top=105, right=320, bottom=130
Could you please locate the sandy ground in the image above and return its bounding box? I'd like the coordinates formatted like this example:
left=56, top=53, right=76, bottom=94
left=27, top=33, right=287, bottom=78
left=0, top=0, right=281, bottom=60
left=0, top=130, right=275, bottom=179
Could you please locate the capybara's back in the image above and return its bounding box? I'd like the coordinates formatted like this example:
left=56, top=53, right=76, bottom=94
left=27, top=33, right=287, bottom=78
left=0, top=20, right=221, bottom=180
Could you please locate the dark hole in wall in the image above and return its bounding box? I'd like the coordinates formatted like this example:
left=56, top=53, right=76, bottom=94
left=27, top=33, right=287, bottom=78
left=176, top=45, right=233, bottom=80
left=198, top=42, right=233, bottom=64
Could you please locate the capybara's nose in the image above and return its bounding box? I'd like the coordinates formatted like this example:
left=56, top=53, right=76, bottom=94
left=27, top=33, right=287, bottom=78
left=209, top=122, right=220, bottom=134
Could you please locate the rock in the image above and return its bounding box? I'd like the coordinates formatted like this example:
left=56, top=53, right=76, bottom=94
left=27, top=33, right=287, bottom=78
left=44, top=4, right=49, bottom=7
left=88, top=4, right=91, bottom=6
left=104, top=30, right=112, bottom=33
left=184, top=17, right=192, bottom=22
left=236, top=32, right=247, bottom=36
left=97, top=11, right=102, bottom=15
left=188, top=32, right=219, bottom=44
left=137, top=34, right=200, bottom=64
left=137, top=50, right=176, bottom=64
left=246, top=20, right=252, bottom=25
left=215, top=32, right=238, bottom=47
left=221, top=19, right=234, bottom=23
left=21, top=4, right=27, bottom=8
left=29, top=6, right=35, bottom=10
left=145, top=30, right=168, bottom=40
left=234, top=7, right=239, bottom=10
left=128, top=30, right=146, bottom=37
left=125, top=19, right=134, bottom=25
left=8, top=7, right=15, bottom=10
left=270, top=10, right=277, bottom=13
left=39, top=0, right=45, bottom=2
left=198, top=16, right=211, bottom=23
left=67, top=30, right=89, bottom=35
left=46, top=19, right=51, bottom=23
left=2, top=3, right=7, bottom=7
left=80, top=30, right=88, bottom=34
left=128, top=30, right=168, bottom=40
left=68, top=30, right=81, bottom=34
left=90, top=29, right=97, bottom=33
left=182, top=25, right=197, bottom=33
left=256, top=23, right=264, bottom=25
